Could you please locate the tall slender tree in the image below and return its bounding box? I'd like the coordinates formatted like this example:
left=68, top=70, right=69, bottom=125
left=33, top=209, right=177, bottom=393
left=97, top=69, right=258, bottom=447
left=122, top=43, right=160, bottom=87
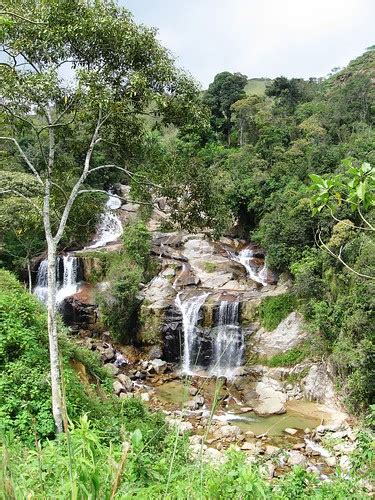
left=0, top=0, right=203, bottom=432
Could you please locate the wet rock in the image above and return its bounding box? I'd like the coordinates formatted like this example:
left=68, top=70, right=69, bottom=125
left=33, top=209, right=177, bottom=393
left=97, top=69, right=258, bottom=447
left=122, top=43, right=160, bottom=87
left=245, top=431, right=255, bottom=438
left=134, top=371, right=146, bottom=380
left=104, top=363, right=119, bottom=376
left=113, top=380, right=124, bottom=395
left=240, top=407, right=253, bottom=413
left=339, top=455, right=351, bottom=471
left=284, top=428, right=298, bottom=436
left=216, top=425, right=242, bottom=439
left=117, top=374, right=132, bottom=392
left=102, top=347, right=115, bottom=362
left=265, top=445, right=280, bottom=455
left=147, top=345, right=163, bottom=360
left=149, top=359, right=167, bottom=374
left=325, top=456, right=337, bottom=467
left=293, top=443, right=305, bottom=450
left=120, top=202, right=140, bottom=213
left=253, top=379, right=287, bottom=416
left=241, top=442, right=257, bottom=452
left=288, top=451, right=307, bottom=467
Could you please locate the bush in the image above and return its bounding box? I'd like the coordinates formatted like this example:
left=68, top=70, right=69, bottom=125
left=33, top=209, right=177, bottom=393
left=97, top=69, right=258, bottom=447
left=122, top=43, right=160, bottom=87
left=0, top=269, right=136, bottom=444
left=262, top=344, right=309, bottom=367
left=259, top=293, right=297, bottom=331
left=96, top=221, right=156, bottom=342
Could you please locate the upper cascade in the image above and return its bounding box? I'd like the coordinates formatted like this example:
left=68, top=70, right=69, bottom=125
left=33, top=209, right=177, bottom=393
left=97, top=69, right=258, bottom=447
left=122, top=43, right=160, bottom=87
left=86, top=191, right=123, bottom=249
left=228, top=247, right=269, bottom=286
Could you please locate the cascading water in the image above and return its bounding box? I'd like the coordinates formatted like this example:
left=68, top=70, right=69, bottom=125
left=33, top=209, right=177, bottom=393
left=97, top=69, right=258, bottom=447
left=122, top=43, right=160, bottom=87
left=56, top=255, right=80, bottom=303
left=87, top=191, right=123, bottom=249
left=33, top=255, right=81, bottom=305
left=33, top=259, right=49, bottom=303
left=230, top=247, right=268, bottom=285
left=175, top=292, right=210, bottom=374
left=210, top=301, right=244, bottom=378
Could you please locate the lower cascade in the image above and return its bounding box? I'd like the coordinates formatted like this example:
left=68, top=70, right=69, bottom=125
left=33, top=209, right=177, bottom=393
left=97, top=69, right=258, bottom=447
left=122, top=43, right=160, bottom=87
left=175, top=292, right=210, bottom=375
left=175, top=292, right=244, bottom=378
left=211, top=300, right=244, bottom=378
left=33, top=255, right=81, bottom=305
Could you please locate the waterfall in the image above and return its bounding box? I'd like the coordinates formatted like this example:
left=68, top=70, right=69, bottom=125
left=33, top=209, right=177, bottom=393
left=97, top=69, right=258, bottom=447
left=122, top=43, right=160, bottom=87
left=175, top=292, right=210, bottom=374
left=33, top=255, right=81, bottom=305
left=33, top=259, right=49, bottom=303
left=56, top=255, right=80, bottom=303
left=210, top=301, right=244, bottom=378
left=87, top=191, right=123, bottom=249
left=230, top=247, right=268, bottom=285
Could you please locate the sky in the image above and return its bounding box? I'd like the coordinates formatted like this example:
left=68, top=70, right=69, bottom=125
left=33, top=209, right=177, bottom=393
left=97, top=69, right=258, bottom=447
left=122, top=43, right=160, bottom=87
left=120, top=0, right=375, bottom=88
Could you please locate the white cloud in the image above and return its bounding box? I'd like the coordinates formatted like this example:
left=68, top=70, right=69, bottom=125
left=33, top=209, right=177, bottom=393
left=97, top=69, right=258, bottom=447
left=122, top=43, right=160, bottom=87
left=121, top=0, right=375, bottom=87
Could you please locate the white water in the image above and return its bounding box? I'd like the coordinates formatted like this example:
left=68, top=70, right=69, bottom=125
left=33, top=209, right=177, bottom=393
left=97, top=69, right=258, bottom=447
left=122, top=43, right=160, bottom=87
left=175, top=292, right=210, bottom=374
left=86, top=192, right=122, bottom=249
left=230, top=247, right=268, bottom=285
left=33, top=259, right=49, bottom=303
left=210, top=301, right=244, bottom=379
left=33, top=255, right=81, bottom=305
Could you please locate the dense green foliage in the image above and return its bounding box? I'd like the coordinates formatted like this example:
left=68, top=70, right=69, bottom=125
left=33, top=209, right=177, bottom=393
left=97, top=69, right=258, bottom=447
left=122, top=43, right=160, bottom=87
left=259, top=294, right=297, bottom=331
left=2, top=423, right=372, bottom=499
left=1, top=2, right=375, bottom=496
left=97, top=221, right=155, bottom=342
left=262, top=344, right=310, bottom=368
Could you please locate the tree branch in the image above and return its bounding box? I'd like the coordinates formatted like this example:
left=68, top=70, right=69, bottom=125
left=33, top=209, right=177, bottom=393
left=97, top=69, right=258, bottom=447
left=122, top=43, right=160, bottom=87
left=317, top=230, right=374, bottom=280
left=53, top=108, right=104, bottom=243
left=0, top=136, right=43, bottom=184
left=0, top=11, right=45, bottom=25
left=0, top=189, right=43, bottom=216
left=357, top=206, right=375, bottom=231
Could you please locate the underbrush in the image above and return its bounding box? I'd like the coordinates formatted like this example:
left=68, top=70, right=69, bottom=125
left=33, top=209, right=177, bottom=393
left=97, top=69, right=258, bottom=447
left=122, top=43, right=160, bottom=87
left=260, top=343, right=310, bottom=368
left=259, top=294, right=297, bottom=331
left=2, top=420, right=372, bottom=499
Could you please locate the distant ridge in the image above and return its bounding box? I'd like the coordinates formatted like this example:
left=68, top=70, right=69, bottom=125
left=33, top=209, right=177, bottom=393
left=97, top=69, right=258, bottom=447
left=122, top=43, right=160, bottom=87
left=244, top=78, right=272, bottom=96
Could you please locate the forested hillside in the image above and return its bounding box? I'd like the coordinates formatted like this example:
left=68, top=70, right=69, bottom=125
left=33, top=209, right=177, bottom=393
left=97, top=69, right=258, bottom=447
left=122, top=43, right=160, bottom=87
left=0, top=1, right=374, bottom=498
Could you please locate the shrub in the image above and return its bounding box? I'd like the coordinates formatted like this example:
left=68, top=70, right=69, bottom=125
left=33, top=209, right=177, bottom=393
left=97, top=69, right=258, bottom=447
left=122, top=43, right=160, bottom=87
left=262, top=344, right=309, bottom=367
left=259, top=293, right=296, bottom=331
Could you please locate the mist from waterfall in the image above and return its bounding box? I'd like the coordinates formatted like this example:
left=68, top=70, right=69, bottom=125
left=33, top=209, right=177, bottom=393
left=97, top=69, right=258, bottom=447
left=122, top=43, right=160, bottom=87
left=175, top=292, right=210, bottom=374
left=33, top=255, right=81, bottom=305
left=210, top=300, right=244, bottom=378
left=86, top=192, right=122, bottom=249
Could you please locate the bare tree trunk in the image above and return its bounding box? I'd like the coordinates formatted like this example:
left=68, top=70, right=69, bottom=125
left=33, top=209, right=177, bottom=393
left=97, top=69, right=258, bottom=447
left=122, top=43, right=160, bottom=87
left=46, top=242, right=63, bottom=433
left=27, top=258, right=32, bottom=293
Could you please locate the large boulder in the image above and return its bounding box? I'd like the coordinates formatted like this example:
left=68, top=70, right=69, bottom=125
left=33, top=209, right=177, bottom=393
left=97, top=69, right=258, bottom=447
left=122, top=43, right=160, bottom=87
left=250, top=312, right=308, bottom=358
left=253, top=378, right=287, bottom=416
left=303, top=363, right=336, bottom=403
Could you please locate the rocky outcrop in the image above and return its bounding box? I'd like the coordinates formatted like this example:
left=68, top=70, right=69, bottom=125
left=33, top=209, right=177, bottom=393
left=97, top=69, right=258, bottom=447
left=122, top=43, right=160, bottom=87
left=303, top=363, right=337, bottom=404
left=250, top=312, right=308, bottom=358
